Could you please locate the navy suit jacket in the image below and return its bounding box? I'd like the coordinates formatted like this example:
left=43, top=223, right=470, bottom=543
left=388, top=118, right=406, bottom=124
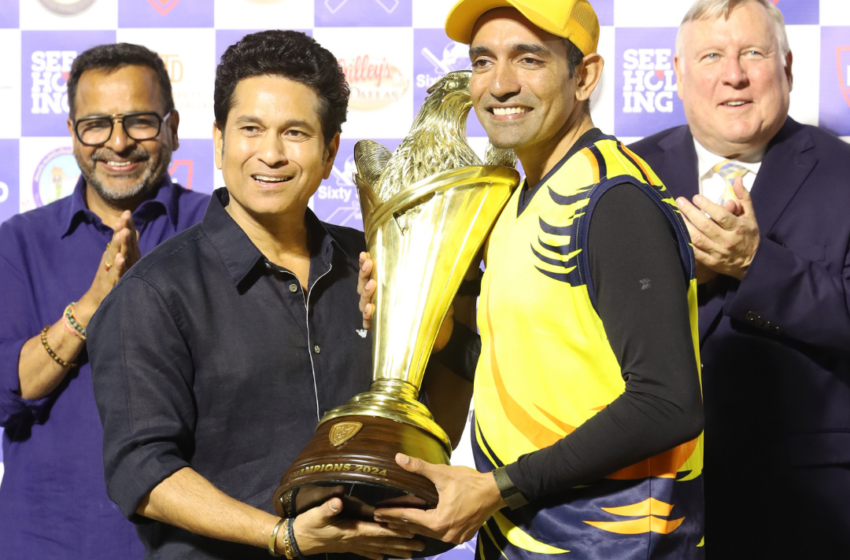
left=631, top=118, right=850, bottom=556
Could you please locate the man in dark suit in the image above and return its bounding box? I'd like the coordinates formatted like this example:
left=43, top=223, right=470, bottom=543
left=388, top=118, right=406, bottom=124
left=630, top=0, right=850, bottom=557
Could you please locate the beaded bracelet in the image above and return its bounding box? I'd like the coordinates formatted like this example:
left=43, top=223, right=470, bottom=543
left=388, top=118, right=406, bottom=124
left=65, top=303, right=87, bottom=340
left=41, top=326, right=77, bottom=369
left=63, top=314, right=86, bottom=341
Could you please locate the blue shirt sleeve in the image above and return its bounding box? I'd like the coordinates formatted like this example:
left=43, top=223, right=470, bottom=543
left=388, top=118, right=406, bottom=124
left=0, top=231, right=53, bottom=429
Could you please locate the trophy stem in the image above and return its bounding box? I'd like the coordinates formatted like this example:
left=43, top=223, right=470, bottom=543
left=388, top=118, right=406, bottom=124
left=319, top=379, right=452, bottom=454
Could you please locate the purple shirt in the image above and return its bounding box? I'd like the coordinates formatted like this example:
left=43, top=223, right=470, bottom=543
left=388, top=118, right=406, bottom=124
left=0, top=175, right=208, bottom=559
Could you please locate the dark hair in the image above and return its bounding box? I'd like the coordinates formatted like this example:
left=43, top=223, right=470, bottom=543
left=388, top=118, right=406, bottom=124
left=563, top=38, right=590, bottom=114
left=564, top=38, right=585, bottom=78
left=215, top=30, right=350, bottom=145
left=67, top=43, right=174, bottom=120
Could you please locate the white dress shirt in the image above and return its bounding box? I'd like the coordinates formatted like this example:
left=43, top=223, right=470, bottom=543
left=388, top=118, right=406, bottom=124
left=693, top=138, right=764, bottom=206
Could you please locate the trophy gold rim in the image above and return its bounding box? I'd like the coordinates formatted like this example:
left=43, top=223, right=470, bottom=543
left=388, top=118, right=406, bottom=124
left=361, top=164, right=521, bottom=241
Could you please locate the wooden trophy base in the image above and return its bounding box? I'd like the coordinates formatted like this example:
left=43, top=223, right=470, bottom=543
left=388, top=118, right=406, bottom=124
left=274, top=415, right=453, bottom=556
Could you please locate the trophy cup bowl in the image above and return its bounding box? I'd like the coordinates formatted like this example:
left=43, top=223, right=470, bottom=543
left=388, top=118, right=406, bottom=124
left=273, top=71, right=520, bottom=555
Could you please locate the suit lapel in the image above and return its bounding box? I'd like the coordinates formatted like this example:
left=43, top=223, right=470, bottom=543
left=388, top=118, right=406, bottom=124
left=658, top=126, right=700, bottom=200
left=750, top=118, right=817, bottom=236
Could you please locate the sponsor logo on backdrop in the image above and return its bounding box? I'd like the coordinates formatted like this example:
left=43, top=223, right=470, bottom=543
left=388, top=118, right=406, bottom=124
left=770, top=0, right=819, bottom=25
left=119, top=0, right=213, bottom=28
left=417, top=41, right=469, bottom=89
left=316, top=0, right=411, bottom=27
left=37, top=0, right=97, bottom=16
left=340, top=55, right=409, bottom=111
left=22, top=31, right=116, bottom=136
left=0, top=141, right=17, bottom=224
left=160, top=54, right=184, bottom=83
left=819, top=27, right=850, bottom=137
left=621, top=48, right=677, bottom=114
left=614, top=28, right=685, bottom=137
left=31, top=147, right=80, bottom=208
left=838, top=46, right=850, bottom=108
left=147, top=0, right=181, bottom=16
left=413, top=29, right=487, bottom=138
left=313, top=139, right=397, bottom=229
left=324, top=0, right=399, bottom=14
left=29, top=49, right=74, bottom=115
left=168, top=139, right=214, bottom=194
left=316, top=152, right=361, bottom=228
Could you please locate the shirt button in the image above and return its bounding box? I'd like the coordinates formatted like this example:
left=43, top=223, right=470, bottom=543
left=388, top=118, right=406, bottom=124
left=745, top=311, right=757, bottom=322
left=289, top=283, right=298, bottom=293
left=314, top=345, right=321, bottom=354
left=265, top=262, right=272, bottom=270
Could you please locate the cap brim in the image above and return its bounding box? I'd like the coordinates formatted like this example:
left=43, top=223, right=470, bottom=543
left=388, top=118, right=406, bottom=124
left=445, top=0, right=515, bottom=44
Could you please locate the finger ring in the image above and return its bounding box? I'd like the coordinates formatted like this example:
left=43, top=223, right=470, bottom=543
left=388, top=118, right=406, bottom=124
left=104, top=262, right=113, bottom=271
left=106, top=242, right=111, bottom=249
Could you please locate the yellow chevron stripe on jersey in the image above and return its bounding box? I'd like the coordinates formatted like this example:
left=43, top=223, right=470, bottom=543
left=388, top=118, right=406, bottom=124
left=473, top=134, right=704, bottom=560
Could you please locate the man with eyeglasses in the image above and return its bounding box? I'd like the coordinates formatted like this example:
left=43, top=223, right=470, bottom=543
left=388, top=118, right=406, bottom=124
left=0, top=43, right=207, bottom=559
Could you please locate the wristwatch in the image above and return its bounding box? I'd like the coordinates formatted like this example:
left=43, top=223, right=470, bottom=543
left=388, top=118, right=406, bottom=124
left=493, top=467, right=528, bottom=510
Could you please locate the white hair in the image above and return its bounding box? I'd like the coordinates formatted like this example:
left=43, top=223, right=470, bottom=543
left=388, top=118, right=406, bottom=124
left=676, top=0, right=791, bottom=65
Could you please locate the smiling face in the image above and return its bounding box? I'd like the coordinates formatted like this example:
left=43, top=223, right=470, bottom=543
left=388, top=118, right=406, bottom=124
left=68, top=65, right=178, bottom=205
left=468, top=9, right=579, bottom=153
left=214, top=75, right=338, bottom=221
left=675, top=2, right=792, bottom=157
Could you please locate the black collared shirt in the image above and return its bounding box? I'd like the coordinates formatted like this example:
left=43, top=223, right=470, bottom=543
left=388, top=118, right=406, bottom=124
left=88, top=188, right=372, bottom=560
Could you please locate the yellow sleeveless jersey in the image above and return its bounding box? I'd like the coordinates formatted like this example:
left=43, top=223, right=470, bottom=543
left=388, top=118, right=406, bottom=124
left=473, top=135, right=704, bottom=560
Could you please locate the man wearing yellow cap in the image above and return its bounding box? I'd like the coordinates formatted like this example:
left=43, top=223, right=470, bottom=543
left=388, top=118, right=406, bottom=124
left=369, top=1, right=706, bottom=558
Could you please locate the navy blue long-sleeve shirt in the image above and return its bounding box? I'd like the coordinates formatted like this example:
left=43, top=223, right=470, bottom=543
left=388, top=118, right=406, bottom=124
left=0, top=176, right=207, bottom=559
left=88, top=189, right=373, bottom=560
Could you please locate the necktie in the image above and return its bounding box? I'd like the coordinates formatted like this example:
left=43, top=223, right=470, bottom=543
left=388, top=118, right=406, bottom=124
left=712, top=160, right=749, bottom=206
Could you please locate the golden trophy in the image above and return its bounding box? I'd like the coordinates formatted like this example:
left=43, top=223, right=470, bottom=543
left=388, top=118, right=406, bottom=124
left=273, top=71, right=520, bottom=553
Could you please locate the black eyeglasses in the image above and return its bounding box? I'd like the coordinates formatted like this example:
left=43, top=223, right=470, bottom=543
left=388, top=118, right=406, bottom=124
left=73, top=111, right=172, bottom=146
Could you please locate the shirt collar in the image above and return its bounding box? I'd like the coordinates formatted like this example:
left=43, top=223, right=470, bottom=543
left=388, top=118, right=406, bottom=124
left=202, top=188, right=341, bottom=289
left=693, top=137, right=765, bottom=180
left=61, top=173, right=179, bottom=238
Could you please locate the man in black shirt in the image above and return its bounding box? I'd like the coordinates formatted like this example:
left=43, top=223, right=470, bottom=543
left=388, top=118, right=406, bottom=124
left=88, top=31, right=424, bottom=560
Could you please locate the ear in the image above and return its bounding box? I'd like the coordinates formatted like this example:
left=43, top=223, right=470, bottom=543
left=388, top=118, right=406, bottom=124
left=784, top=50, right=793, bottom=92
left=674, top=54, right=685, bottom=101
left=213, top=122, right=224, bottom=170
left=575, top=53, right=603, bottom=104
left=167, top=110, right=180, bottom=152
left=67, top=117, right=76, bottom=145
left=322, top=132, right=341, bottom=180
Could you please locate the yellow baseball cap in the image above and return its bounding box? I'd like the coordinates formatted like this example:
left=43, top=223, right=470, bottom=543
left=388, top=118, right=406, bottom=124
left=445, top=0, right=599, bottom=55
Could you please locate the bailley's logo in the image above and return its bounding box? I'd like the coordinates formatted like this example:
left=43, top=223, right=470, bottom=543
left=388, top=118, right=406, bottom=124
left=838, top=46, right=850, bottom=109
left=32, top=147, right=80, bottom=208
left=38, top=0, right=97, bottom=16
left=330, top=421, right=362, bottom=446
left=339, top=55, right=409, bottom=111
